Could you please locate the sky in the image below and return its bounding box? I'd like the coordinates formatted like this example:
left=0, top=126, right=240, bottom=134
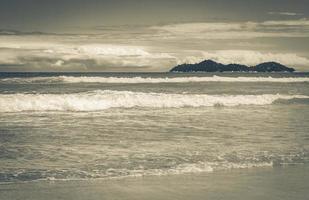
left=0, top=0, right=309, bottom=72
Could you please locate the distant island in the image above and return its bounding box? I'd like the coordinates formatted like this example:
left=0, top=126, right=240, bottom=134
left=170, top=60, right=295, bottom=72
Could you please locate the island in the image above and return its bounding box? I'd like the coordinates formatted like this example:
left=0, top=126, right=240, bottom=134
left=170, top=60, right=295, bottom=72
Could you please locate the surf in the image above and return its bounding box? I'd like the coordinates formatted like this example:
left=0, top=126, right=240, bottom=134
left=0, top=90, right=308, bottom=112
left=1, top=75, right=309, bottom=84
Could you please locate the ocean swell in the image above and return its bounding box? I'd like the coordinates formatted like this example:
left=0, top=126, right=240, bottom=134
left=0, top=90, right=308, bottom=112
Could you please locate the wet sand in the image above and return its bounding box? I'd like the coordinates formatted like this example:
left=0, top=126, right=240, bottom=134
left=1, top=165, right=308, bottom=200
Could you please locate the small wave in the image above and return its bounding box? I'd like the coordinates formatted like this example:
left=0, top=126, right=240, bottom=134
left=0, top=90, right=308, bottom=112
left=1, top=75, right=309, bottom=84
left=0, top=161, right=275, bottom=183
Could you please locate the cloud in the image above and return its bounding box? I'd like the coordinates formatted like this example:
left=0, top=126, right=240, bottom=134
left=268, top=12, right=303, bottom=16
left=1, top=44, right=309, bottom=71
left=152, top=23, right=244, bottom=33
left=1, top=18, right=309, bottom=72
left=151, top=19, right=309, bottom=40
left=179, top=50, right=309, bottom=67
left=0, top=29, right=53, bottom=36
left=0, top=42, right=176, bottom=71
left=76, top=45, right=151, bottom=57
left=261, top=18, right=309, bottom=26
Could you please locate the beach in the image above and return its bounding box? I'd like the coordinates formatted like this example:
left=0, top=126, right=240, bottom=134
left=1, top=165, right=308, bottom=200
left=1, top=1, right=309, bottom=199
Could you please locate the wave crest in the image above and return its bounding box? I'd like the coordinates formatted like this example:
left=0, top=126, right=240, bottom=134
left=0, top=90, right=308, bottom=112
left=1, top=75, right=309, bottom=84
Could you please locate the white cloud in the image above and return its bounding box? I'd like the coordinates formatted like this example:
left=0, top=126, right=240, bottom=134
left=77, top=45, right=151, bottom=56
left=262, top=19, right=309, bottom=26
left=152, top=23, right=244, bottom=33
left=0, top=40, right=176, bottom=71
left=268, top=12, right=303, bottom=16
left=54, top=60, right=64, bottom=67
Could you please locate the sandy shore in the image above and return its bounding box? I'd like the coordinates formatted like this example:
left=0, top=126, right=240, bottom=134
left=0, top=165, right=308, bottom=200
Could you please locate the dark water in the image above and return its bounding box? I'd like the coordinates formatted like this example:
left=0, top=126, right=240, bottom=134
left=0, top=72, right=308, bottom=182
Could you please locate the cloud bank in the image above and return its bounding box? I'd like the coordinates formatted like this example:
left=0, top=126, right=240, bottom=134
left=1, top=18, right=309, bottom=71
left=0, top=41, right=176, bottom=71
left=151, top=19, right=309, bottom=39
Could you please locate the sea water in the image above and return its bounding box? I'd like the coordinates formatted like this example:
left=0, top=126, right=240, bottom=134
left=0, top=72, right=308, bottom=182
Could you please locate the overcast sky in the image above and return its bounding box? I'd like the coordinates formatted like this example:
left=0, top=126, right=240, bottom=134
left=0, top=0, right=309, bottom=71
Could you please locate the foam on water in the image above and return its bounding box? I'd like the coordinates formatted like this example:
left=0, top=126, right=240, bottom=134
left=0, top=90, right=308, bottom=112
left=0, top=161, right=276, bottom=183
left=1, top=75, right=309, bottom=83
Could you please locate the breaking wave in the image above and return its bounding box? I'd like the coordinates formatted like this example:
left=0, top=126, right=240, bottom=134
left=1, top=75, right=309, bottom=84
left=0, top=90, right=308, bottom=112
left=0, top=161, right=275, bottom=183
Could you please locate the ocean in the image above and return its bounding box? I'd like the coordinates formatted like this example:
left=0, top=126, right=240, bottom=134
left=0, top=72, right=308, bottom=188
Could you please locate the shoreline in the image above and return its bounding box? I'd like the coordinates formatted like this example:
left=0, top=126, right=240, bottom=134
left=1, top=165, right=308, bottom=200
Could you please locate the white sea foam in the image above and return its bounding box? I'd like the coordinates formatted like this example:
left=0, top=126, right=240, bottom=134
left=60, top=76, right=309, bottom=83
left=1, top=75, right=309, bottom=83
left=109, top=161, right=273, bottom=178
left=6, top=161, right=274, bottom=183
left=0, top=90, right=308, bottom=112
left=102, top=161, right=273, bottom=178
